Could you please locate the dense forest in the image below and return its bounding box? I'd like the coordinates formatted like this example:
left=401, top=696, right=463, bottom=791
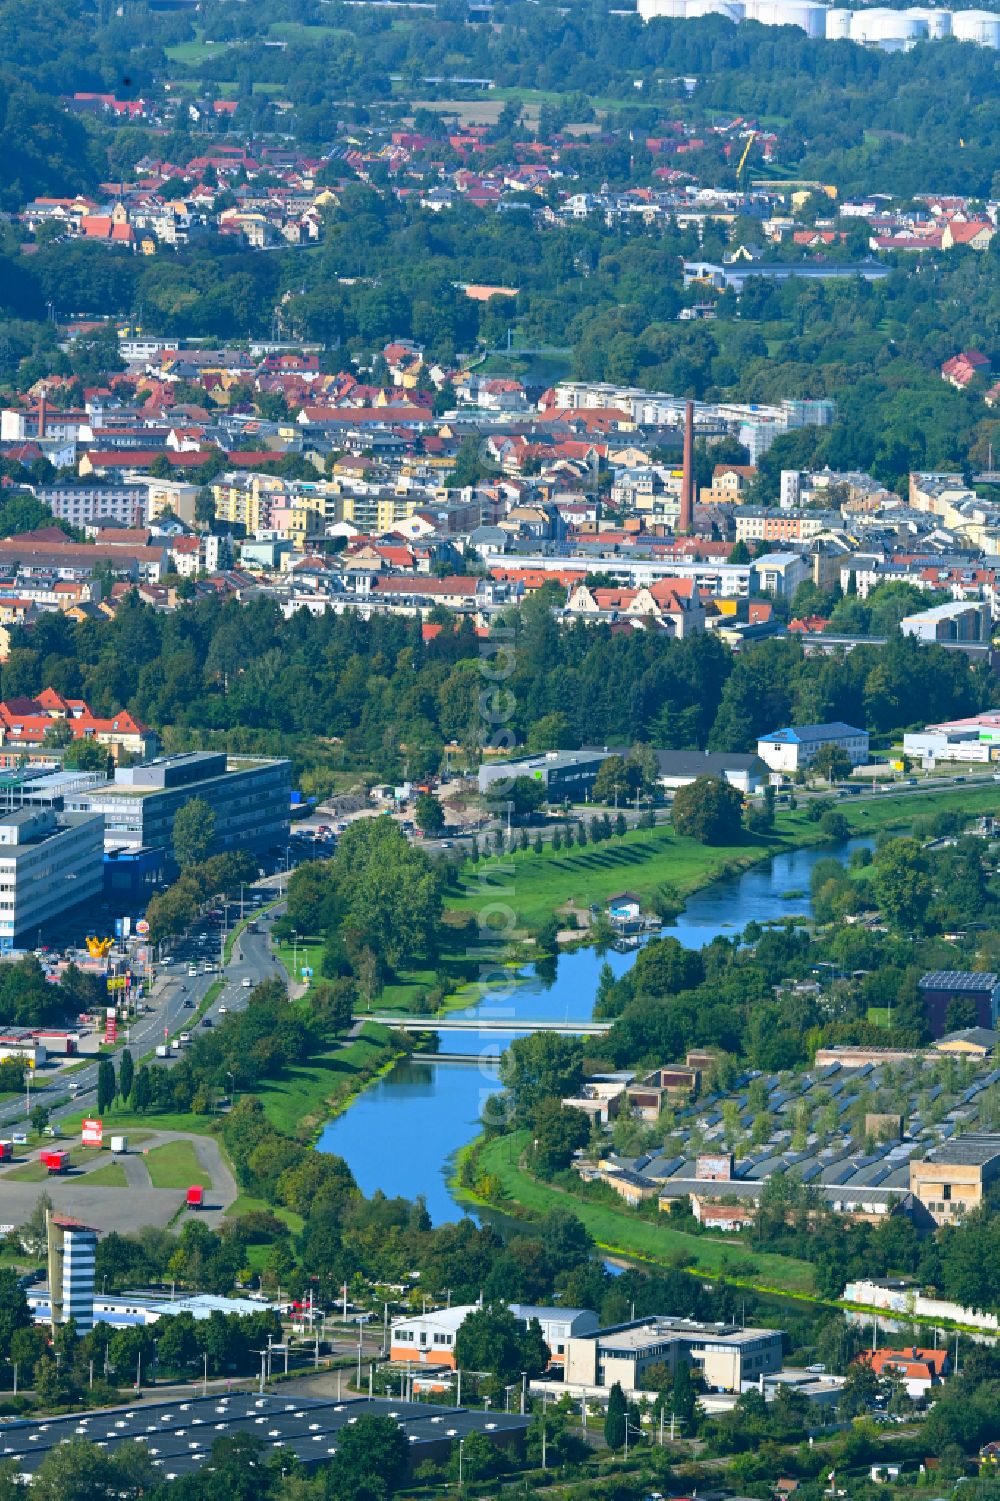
left=0, top=588, right=990, bottom=789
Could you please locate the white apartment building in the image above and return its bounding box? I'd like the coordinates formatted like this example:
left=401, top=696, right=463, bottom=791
left=0, top=808, right=104, bottom=952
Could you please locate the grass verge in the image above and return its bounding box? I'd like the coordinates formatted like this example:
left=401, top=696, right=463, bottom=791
left=255, top=1021, right=403, bottom=1137
left=146, top=1140, right=212, bottom=1190
left=80, top=1161, right=129, bottom=1188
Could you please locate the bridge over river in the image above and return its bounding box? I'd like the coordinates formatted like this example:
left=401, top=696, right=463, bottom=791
left=357, top=1014, right=612, bottom=1036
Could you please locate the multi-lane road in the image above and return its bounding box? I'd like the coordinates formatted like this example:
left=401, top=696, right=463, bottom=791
left=0, top=888, right=287, bottom=1135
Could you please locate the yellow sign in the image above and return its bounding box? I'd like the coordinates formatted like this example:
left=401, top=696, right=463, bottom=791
left=106, top=976, right=127, bottom=992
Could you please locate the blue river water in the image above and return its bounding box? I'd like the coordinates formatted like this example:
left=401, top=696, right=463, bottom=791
left=317, top=839, right=867, bottom=1222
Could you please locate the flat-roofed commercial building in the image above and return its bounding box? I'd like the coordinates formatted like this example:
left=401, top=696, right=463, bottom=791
left=918, top=970, right=1000, bottom=1037
left=0, top=807, right=104, bottom=951
left=477, top=749, right=611, bottom=801
left=79, top=752, right=290, bottom=863
left=909, top=1134, right=1000, bottom=1225
left=563, top=1316, right=783, bottom=1396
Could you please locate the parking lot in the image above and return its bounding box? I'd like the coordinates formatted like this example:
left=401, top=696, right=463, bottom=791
left=0, top=1391, right=528, bottom=1480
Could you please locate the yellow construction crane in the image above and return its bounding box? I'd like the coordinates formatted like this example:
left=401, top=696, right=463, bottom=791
left=736, top=131, right=757, bottom=185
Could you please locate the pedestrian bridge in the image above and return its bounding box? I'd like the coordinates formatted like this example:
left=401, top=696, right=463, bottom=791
left=358, top=1014, right=612, bottom=1035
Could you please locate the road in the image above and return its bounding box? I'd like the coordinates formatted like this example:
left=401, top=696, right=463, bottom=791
left=0, top=886, right=288, bottom=1135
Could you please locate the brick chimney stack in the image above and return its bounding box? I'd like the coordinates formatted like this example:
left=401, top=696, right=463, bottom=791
left=37, top=394, right=46, bottom=440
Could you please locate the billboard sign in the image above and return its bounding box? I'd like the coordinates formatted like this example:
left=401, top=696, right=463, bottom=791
left=82, top=1118, right=103, bottom=1146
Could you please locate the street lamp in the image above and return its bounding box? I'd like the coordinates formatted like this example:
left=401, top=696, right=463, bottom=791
left=458, top=1437, right=465, bottom=1489
left=623, top=1415, right=643, bottom=1460
left=226, top=1070, right=235, bottom=1104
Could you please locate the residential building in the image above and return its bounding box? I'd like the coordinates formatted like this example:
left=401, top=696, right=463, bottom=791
left=734, top=509, right=835, bottom=545
left=0, top=689, right=157, bottom=761
left=909, top=1133, right=1000, bottom=1224
left=46, top=1210, right=98, bottom=1334
left=562, top=1316, right=783, bottom=1396
left=756, top=722, right=869, bottom=773
left=34, top=485, right=147, bottom=529
left=79, top=752, right=290, bottom=862
left=0, top=808, right=104, bottom=951
left=918, top=970, right=1000, bottom=1037
left=941, top=350, right=992, bottom=389
left=753, top=551, right=811, bottom=599
left=857, top=1346, right=950, bottom=1399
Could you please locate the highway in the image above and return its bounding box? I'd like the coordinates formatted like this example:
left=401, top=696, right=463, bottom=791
left=0, top=886, right=287, bottom=1135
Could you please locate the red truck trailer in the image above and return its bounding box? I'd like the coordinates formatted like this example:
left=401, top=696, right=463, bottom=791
left=186, top=1185, right=204, bottom=1209
left=40, top=1149, right=70, bottom=1174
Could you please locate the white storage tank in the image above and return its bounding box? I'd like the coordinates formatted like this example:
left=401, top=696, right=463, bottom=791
left=952, top=8, right=1000, bottom=43
left=826, top=6, right=854, bottom=36
left=850, top=6, right=927, bottom=40
left=906, top=6, right=952, bottom=36
left=637, top=0, right=689, bottom=19
left=745, top=0, right=829, bottom=34
left=685, top=0, right=746, bottom=17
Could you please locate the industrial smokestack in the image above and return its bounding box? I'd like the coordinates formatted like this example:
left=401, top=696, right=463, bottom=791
left=37, top=394, right=46, bottom=440
left=679, top=398, right=694, bottom=535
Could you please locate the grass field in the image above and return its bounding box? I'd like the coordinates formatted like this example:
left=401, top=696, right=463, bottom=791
left=267, top=20, right=353, bottom=41
left=256, top=1020, right=401, bottom=1136
left=81, top=1161, right=129, bottom=1188
left=468, top=1133, right=817, bottom=1295
left=61, top=1106, right=219, bottom=1136
left=145, top=1140, right=211, bottom=1191
left=448, top=822, right=789, bottom=933
left=164, top=38, right=233, bottom=64
left=4, top=1160, right=51, bottom=1182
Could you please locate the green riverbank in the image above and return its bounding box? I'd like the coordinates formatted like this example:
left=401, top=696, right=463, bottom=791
left=59, top=1022, right=406, bottom=1145
left=442, top=781, right=1000, bottom=935
left=455, top=1130, right=819, bottom=1296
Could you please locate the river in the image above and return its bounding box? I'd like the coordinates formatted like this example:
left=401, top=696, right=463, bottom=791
left=317, top=839, right=868, bottom=1222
